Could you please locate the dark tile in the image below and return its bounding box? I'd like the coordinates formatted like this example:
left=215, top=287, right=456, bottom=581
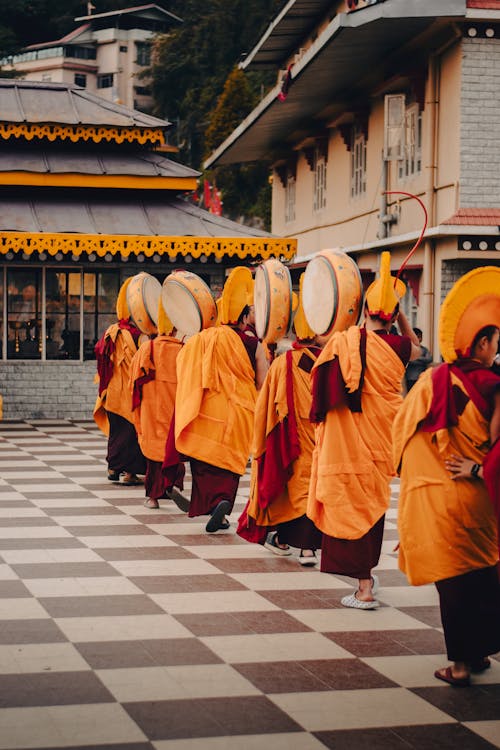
left=44, top=506, right=123, bottom=516
left=0, top=671, right=114, bottom=707
left=11, top=562, right=119, bottom=579
left=17, top=745, right=154, bottom=750
left=234, top=658, right=396, bottom=693
left=257, top=589, right=346, bottom=610
left=22, top=493, right=96, bottom=501
left=411, top=684, right=500, bottom=722
left=8, top=478, right=72, bottom=485
left=325, top=629, right=444, bottom=657
left=94, top=546, right=196, bottom=561
left=123, top=695, right=301, bottom=740
left=174, top=610, right=310, bottom=637
left=208, top=557, right=305, bottom=573
left=97, top=496, right=146, bottom=505
left=164, top=534, right=247, bottom=546
left=76, top=638, right=222, bottom=669
left=399, top=606, right=442, bottom=628
left=0, top=619, right=67, bottom=644
left=0, top=538, right=85, bottom=550
left=39, top=595, right=165, bottom=618
left=0, top=580, right=32, bottom=597
left=0, top=517, right=57, bottom=527
left=394, top=722, right=500, bottom=749
left=63, top=525, right=156, bottom=536
left=130, top=574, right=246, bottom=594
left=0, top=500, right=33, bottom=508
left=315, top=727, right=421, bottom=750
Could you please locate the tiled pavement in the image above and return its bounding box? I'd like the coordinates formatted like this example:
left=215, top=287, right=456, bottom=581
left=0, top=420, right=499, bottom=750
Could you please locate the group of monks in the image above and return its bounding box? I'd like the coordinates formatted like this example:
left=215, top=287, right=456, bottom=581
left=93, top=255, right=500, bottom=687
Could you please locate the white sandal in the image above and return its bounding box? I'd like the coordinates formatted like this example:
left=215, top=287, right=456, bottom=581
left=341, top=592, right=379, bottom=610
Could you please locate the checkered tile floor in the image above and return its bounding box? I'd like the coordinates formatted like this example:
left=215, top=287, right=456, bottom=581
left=0, top=420, right=499, bottom=750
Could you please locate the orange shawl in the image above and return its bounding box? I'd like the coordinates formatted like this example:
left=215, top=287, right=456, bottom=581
left=130, top=335, right=182, bottom=462
left=174, top=325, right=257, bottom=475
left=307, top=327, right=405, bottom=539
left=247, top=347, right=317, bottom=526
left=93, top=323, right=138, bottom=435
left=393, top=367, right=498, bottom=585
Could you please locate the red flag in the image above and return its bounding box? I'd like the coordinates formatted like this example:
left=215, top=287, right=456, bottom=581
left=211, top=183, right=222, bottom=216
left=203, top=180, right=212, bottom=211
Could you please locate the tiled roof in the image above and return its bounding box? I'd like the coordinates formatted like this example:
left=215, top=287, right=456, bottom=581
left=0, top=147, right=199, bottom=179
left=0, top=79, right=168, bottom=129
left=442, top=208, right=500, bottom=226
left=467, top=0, right=500, bottom=8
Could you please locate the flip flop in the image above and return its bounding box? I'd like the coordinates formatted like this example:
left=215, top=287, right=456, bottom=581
left=107, top=471, right=121, bottom=482
left=264, top=532, right=292, bottom=556
left=121, top=475, right=144, bottom=486
left=143, top=499, right=159, bottom=509
left=434, top=667, right=470, bottom=687
left=206, top=500, right=231, bottom=533
left=340, top=592, right=379, bottom=610
left=298, top=550, right=317, bottom=566
left=167, top=488, right=190, bottom=513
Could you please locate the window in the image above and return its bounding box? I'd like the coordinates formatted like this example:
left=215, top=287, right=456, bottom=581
left=313, top=147, right=327, bottom=213
left=74, top=73, right=86, bottom=88
left=134, top=85, right=151, bottom=96
left=64, top=45, right=96, bottom=60
left=97, top=73, right=114, bottom=89
left=135, top=42, right=151, bottom=67
left=119, top=45, right=128, bottom=53
left=351, top=127, right=367, bottom=198
left=285, top=173, right=296, bottom=223
left=3, top=268, right=121, bottom=361
left=399, top=103, right=422, bottom=180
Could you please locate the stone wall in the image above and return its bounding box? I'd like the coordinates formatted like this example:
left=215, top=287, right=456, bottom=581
left=0, top=361, right=97, bottom=420
left=461, top=35, right=500, bottom=207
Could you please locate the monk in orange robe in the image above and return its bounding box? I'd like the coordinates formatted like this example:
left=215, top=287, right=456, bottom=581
left=238, top=343, right=323, bottom=563
left=308, top=253, right=420, bottom=608
left=94, top=279, right=146, bottom=485
left=394, top=324, right=500, bottom=686
left=130, top=322, right=188, bottom=511
left=164, top=295, right=268, bottom=532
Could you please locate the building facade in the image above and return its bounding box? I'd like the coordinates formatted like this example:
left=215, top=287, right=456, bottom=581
left=0, top=79, right=295, bottom=419
left=0, top=4, right=180, bottom=112
left=205, top=0, right=500, bottom=356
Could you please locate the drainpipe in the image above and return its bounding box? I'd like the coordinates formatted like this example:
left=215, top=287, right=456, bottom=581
left=423, top=55, right=438, bottom=356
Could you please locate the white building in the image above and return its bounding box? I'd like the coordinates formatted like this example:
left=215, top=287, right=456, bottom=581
left=0, top=4, right=181, bottom=112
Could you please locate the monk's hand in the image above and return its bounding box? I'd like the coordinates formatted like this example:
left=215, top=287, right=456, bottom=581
left=445, top=454, right=477, bottom=480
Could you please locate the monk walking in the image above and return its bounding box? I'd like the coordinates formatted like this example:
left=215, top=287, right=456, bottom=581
left=308, top=252, right=420, bottom=608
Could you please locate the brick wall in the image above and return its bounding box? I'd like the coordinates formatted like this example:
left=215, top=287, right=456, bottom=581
left=440, top=258, right=499, bottom=301
left=461, top=36, right=500, bottom=207
left=0, top=361, right=98, bottom=420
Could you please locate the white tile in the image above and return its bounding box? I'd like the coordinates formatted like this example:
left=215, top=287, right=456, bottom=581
left=378, top=585, right=439, bottom=608
left=464, top=721, right=500, bottom=748
left=3, top=471, right=66, bottom=479
left=288, top=607, right=431, bottom=632
left=0, top=492, right=27, bottom=501
left=269, top=688, right=454, bottom=731
left=80, top=534, right=177, bottom=548
left=55, top=613, right=192, bottom=642
left=0, top=643, right=91, bottom=674
left=362, top=654, right=450, bottom=687
left=30, top=497, right=109, bottom=508
left=0, top=707, right=63, bottom=748
left=186, top=544, right=273, bottom=559
left=46, top=703, right=147, bottom=746
left=0, top=598, right=50, bottom=619
left=164, top=663, right=260, bottom=698
left=153, top=735, right=327, bottom=750
left=1, top=548, right=104, bottom=564
left=10, top=484, right=79, bottom=494
left=0, top=527, right=71, bottom=539
left=23, top=576, right=143, bottom=598
left=0, top=507, right=45, bottom=517
left=0, top=461, right=46, bottom=468
left=0, top=564, right=17, bottom=580
left=152, top=590, right=279, bottom=615
left=202, top=632, right=351, bottom=663
left=229, top=571, right=351, bottom=591
left=109, top=559, right=221, bottom=577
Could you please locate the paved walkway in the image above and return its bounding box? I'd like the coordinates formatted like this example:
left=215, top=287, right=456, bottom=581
left=0, top=419, right=498, bottom=750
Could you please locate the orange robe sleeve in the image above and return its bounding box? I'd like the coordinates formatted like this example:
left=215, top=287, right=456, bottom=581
left=307, top=328, right=405, bottom=540
left=129, top=335, right=182, bottom=462
left=173, top=325, right=257, bottom=475
left=393, top=366, right=498, bottom=585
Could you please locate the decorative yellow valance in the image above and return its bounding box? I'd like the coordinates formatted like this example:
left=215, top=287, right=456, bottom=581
left=0, top=232, right=297, bottom=261
left=0, top=122, right=165, bottom=146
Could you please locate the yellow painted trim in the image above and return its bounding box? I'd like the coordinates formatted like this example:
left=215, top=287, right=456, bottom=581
left=0, top=172, right=198, bottom=190
left=0, top=122, right=165, bottom=146
left=0, top=232, right=297, bottom=261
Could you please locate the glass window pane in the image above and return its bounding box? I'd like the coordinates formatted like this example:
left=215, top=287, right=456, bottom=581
left=7, top=270, right=41, bottom=359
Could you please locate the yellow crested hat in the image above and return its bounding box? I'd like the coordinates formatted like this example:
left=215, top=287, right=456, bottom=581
left=219, top=267, right=254, bottom=324
left=365, top=251, right=406, bottom=321
left=293, top=274, right=315, bottom=341
left=157, top=298, right=174, bottom=336
left=116, top=277, right=133, bottom=320
left=439, top=266, right=500, bottom=363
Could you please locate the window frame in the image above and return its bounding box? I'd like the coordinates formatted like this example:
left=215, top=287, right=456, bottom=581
left=350, top=127, right=367, bottom=199
left=398, top=102, right=422, bottom=181
left=312, top=147, right=327, bottom=213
